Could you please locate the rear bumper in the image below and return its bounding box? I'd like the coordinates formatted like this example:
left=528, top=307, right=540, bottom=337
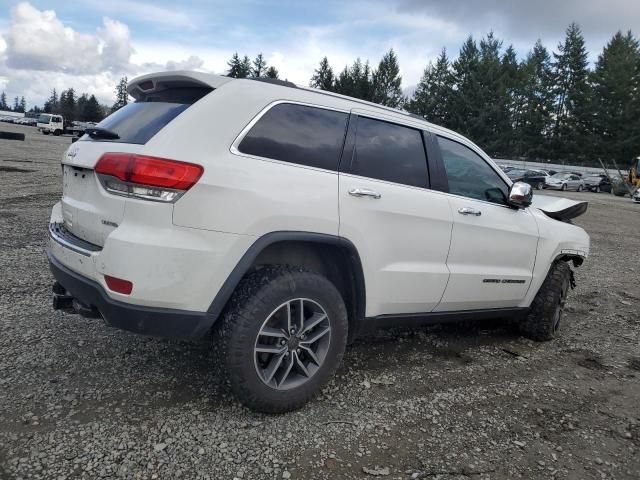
left=48, top=252, right=214, bottom=338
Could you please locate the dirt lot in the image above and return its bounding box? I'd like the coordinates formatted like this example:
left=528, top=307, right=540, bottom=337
left=0, top=122, right=639, bottom=480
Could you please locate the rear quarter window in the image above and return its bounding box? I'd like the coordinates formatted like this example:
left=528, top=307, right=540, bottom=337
left=237, top=103, right=349, bottom=171
left=85, top=86, right=211, bottom=145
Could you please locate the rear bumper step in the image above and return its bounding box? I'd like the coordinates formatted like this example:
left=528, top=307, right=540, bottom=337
left=48, top=252, right=214, bottom=338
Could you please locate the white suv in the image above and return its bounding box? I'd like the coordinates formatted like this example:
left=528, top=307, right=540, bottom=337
left=48, top=71, right=590, bottom=412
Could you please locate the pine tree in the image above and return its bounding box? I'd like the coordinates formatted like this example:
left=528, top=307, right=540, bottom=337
left=407, top=49, right=454, bottom=126
left=19, top=96, right=26, bottom=113
left=449, top=36, right=481, bottom=137
left=0, top=91, right=7, bottom=110
left=252, top=53, right=267, bottom=77
left=551, top=23, right=591, bottom=162
left=60, top=88, right=76, bottom=121
left=112, top=77, right=128, bottom=112
left=265, top=66, right=279, bottom=79
left=44, top=89, right=59, bottom=113
left=310, top=57, right=335, bottom=90
left=83, top=95, right=103, bottom=122
left=334, top=65, right=354, bottom=96
left=240, top=56, right=252, bottom=78
left=516, top=40, right=555, bottom=159
left=591, top=31, right=640, bottom=166
left=76, top=94, right=88, bottom=121
left=227, top=52, right=243, bottom=78
left=13, top=96, right=19, bottom=111
left=371, top=49, right=404, bottom=108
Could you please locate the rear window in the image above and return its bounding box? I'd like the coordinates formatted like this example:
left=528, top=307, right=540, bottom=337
left=86, top=87, right=211, bottom=144
left=237, top=103, right=349, bottom=170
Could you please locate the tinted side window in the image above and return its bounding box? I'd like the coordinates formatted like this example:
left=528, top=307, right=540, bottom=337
left=437, top=136, right=509, bottom=205
left=351, top=116, right=428, bottom=188
left=238, top=103, right=348, bottom=170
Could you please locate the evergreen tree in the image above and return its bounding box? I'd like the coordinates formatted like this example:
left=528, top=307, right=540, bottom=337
left=449, top=36, right=481, bottom=137
left=310, top=57, right=335, bottom=90
left=252, top=53, right=267, bottom=77
left=265, top=66, right=279, bottom=79
left=590, top=31, right=640, bottom=166
left=0, top=91, right=7, bottom=110
left=83, top=95, right=103, bottom=122
left=407, top=49, right=454, bottom=126
left=19, top=96, right=26, bottom=113
left=371, top=49, right=404, bottom=108
left=44, top=89, right=59, bottom=113
left=334, top=65, right=353, bottom=96
left=240, top=55, right=252, bottom=78
left=227, top=52, right=244, bottom=78
left=112, top=77, right=128, bottom=112
left=551, top=23, right=591, bottom=162
left=13, top=96, right=19, bottom=112
left=516, top=40, right=555, bottom=159
left=60, top=88, right=76, bottom=121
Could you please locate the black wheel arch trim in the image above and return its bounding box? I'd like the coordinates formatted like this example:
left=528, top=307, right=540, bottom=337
left=202, top=231, right=367, bottom=337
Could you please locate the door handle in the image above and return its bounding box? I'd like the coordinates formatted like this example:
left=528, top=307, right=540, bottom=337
left=458, top=207, right=482, bottom=216
left=348, top=188, right=381, bottom=199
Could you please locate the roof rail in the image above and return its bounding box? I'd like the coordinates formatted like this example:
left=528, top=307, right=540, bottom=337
left=247, top=77, right=297, bottom=88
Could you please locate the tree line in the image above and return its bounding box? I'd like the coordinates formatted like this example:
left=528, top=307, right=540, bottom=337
left=309, top=24, right=640, bottom=166
left=0, top=92, right=27, bottom=113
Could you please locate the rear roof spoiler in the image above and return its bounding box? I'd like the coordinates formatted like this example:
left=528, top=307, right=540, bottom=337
left=127, top=71, right=233, bottom=100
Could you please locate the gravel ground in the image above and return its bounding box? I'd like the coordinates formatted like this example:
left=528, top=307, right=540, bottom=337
left=1, top=123, right=639, bottom=480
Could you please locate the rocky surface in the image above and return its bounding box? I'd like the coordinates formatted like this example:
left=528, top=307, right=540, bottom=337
left=0, top=123, right=638, bottom=479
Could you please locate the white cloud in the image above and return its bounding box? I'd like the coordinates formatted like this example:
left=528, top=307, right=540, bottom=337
left=85, top=0, right=194, bottom=28
left=99, top=17, right=134, bottom=71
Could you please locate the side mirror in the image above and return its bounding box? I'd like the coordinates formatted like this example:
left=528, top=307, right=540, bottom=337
left=508, top=181, right=533, bottom=209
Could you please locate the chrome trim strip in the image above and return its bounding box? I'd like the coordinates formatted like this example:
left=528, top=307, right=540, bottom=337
left=48, top=223, right=100, bottom=257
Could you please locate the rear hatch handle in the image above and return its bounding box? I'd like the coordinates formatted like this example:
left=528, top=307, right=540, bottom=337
left=85, top=127, right=120, bottom=140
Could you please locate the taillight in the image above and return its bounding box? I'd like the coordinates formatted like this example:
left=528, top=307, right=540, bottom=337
left=95, top=153, right=203, bottom=202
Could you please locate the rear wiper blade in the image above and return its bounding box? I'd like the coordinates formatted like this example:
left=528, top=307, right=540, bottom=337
left=85, top=127, right=120, bottom=140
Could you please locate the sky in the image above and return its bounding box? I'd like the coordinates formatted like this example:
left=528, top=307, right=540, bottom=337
left=0, top=0, right=638, bottom=109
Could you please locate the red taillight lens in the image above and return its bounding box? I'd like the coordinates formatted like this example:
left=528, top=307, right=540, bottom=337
left=104, top=275, right=133, bottom=295
left=95, top=153, right=203, bottom=191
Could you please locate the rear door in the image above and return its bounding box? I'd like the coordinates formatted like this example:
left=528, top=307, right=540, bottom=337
left=338, top=112, right=452, bottom=317
left=59, top=86, right=212, bottom=246
left=433, top=135, right=538, bottom=311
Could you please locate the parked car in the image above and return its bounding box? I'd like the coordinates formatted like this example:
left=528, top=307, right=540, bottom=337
left=506, top=169, right=547, bottom=190
left=545, top=172, right=585, bottom=191
left=633, top=188, right=640, bottom=203
left=47, top=71, right=590, bottom=413
left=582, top=174, right=612, bottom=193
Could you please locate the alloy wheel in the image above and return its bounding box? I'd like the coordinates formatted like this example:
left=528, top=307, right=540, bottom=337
left=254, top=298, right=331, bottom=390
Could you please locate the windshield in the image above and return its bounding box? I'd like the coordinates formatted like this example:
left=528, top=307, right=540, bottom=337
left=38, top=114, right=51, bottom=124
left=552, top=173, right=570, bottom=179
left=585, top=175, right=601, bottom=181
left=507, top=169, right=526, bottom=177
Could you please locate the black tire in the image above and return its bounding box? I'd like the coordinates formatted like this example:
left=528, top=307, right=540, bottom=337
left=561, top=183, right=567, bottom=191
left=536, top=182, right=543, bottom=190
left=0, top=131, right=25, bottom=141
left=594, top=185, right=600, bottom=193
left=577, top=184, right=583, bottom=192
left=42, top=130, right=49, bottom=135
left=520, top=262, right=571, bottom=341
left=217, top=265, right=348, bottom=413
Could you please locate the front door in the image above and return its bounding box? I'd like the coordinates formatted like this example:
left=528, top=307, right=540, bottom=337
left=433, top=135, right=539, bottom=311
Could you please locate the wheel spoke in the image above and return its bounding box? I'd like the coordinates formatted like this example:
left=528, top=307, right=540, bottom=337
left=293, top=351, right=309, bottom=377
left=286, top=301, right=293, bottom=333
left=278, top=353, right=295, bottom=386
left=259, top=327, right=287, bottom=339
left=300, top=325, right=330, bottom=346
left=300, top=345, right=320, bottom=366
left=263, top=352, right=286, bottom=384
left=301, top=312, right=327, bottom=335
left=255, top=344, right=287, bottom=354
left=297, top=299, right=305, bottom=331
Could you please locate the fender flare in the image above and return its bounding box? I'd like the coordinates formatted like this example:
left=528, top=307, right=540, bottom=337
left=194, top=231, right=366, bottom=337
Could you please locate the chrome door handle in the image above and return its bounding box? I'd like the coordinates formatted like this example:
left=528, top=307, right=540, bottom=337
left=458, top=207, right=481, bottom=216
left=348, top=188, right=381, bottom=199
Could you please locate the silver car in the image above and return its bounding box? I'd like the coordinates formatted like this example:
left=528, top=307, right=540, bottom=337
left=545, top=173, right=585, bottom=191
